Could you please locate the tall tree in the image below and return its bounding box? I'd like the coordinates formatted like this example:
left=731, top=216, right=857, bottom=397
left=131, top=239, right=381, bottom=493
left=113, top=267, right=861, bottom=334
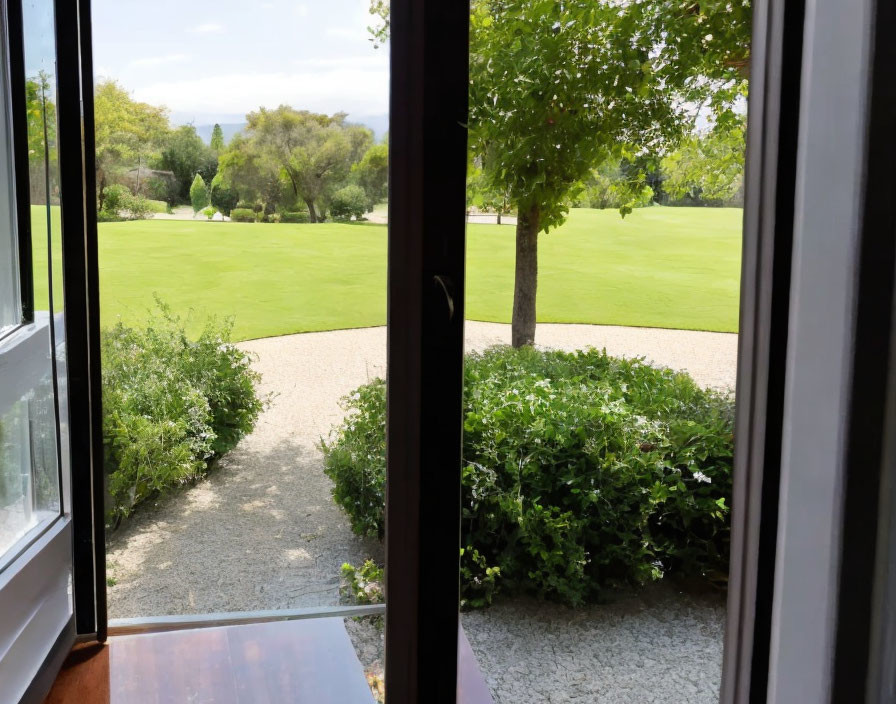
left=661, top=121, right=746, bottom=205
left=155, top=125, right=218, bottom=201
left=210, top=123, right=225, bottom=152
left=368, top=0, right=750, bottom=346
left=243, top=107, right=373, bottom=222
left=93, top=79, right=169, bottom=210
left=216, top=134, right=289, bottom=213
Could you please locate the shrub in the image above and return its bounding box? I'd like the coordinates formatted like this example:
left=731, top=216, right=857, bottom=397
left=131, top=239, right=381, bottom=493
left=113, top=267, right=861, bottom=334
left=145, top=199, right=170, bottom=214
left=101, top=184, right=131, bottom=213
left=322, top=346, right=734, bottom=607
left=102, top=302, right=263, bottom=521
left=329, top=184, right=367, bottom=220
left=190, top=174, right=209, bottom=213
left=202, top=206, right=216, bottom=220
left=99, top=185, right=155, bottom=221
left=230, top=208, right=255, bottom=223
left=280, top=211, right=310, bottom=223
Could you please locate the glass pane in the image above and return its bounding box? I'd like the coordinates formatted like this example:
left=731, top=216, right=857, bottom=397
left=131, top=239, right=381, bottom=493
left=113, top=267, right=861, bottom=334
left=0, top=0, right=68, bottom=570
left=0, top=370, right=60, bottom=556
left=0, top=26, right=19, bottom=335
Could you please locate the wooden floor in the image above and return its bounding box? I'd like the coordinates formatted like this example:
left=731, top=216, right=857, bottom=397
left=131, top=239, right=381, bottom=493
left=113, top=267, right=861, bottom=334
left=43, top=618, right=375, bottom=704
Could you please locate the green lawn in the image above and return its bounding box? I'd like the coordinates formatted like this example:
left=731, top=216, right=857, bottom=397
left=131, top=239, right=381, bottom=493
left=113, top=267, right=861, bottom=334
left=33, top=206, right=742, bottom=340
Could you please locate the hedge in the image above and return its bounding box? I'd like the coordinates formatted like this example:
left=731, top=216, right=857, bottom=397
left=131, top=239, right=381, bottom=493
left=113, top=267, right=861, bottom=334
left=322, top=346, right=734, bottom=608
left=280, top=211, right=310, bottom=223
left=229, top=208, right=255, bottom=223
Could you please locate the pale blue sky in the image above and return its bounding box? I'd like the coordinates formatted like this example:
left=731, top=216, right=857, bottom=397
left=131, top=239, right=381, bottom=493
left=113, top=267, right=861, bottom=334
left=91, top=0, right=389, bottom=126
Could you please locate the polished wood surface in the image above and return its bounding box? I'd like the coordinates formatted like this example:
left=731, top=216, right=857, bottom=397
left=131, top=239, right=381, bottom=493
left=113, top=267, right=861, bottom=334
left=44, top=618, right=374, bottom=703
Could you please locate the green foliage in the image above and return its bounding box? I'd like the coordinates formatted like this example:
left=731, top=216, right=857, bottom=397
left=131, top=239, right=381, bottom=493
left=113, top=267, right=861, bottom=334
left=190, top=174, right=210, bottom=213
left=102, top=303, right=263, bottom=521
left=661, top=122, right=746, bottom=206
left=330, top=184, right=368, bottom=220
left=155, top=125, right=218, bottom=202
left=145, top=199, right=169, bottom=214
left=210, top=173, right=239, bottom=216
left=210, top=123, right=225, bottom=152
left=574, top=161, right=654, bottom=213
left=94, top=80, right=169, bottom=210
left=323, top=347, right=734, bottom=606
left=202, top=206, right=216, bottom=220
left=99, top=184, right=155, bottom=221
left=219, top=108, right=372, bottom=222
left=341, top=560, right=385, bottom=604
left=352, top=142, right=388, bottom=211
left=280, top=211, right=310, bottom=223
left=229, top=208, right=255, bottom=223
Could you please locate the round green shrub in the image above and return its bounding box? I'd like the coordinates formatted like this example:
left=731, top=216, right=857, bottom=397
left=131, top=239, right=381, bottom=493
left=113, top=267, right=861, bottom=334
left=229, top=208, right=255, bottom=223
left=321, top=346, right=734, bottom=607
left=329, top=184, right=367, bottom=220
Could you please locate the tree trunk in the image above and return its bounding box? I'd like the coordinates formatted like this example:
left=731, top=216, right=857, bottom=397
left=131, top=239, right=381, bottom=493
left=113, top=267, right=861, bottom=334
left=512, top=204, right=539, bottom=347
left=497, top=212, right=502, bottom=225
left=306, top=199, right=318, bottom=223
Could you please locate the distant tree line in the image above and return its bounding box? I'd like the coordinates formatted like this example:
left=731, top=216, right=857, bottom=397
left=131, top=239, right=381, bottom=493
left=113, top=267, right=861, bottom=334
left=92, top=80, right=388, bottom=222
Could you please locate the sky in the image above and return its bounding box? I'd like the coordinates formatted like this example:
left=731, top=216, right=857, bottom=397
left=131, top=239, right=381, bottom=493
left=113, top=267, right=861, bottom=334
left=91, top=0, right=389, bottom=127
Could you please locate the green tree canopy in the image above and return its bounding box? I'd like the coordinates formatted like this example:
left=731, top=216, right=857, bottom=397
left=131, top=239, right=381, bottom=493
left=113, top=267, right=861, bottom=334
left=352, top=142, right=388, bottom=211
left=661, top=121, right=746, bottom=205
left=94, top=79, right=169, bottom=210
left=229, top=107, right=373, bottom=222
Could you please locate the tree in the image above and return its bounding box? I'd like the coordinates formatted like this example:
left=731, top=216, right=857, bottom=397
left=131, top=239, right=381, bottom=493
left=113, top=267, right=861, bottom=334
left=94, top=80, right=169, bottom=211
left=661, top=122, right=746, bottom=205
left=210, top=123, right=225, bottom=152
left=209, top=172, right=239, bottom=216
left=467, top=164, right=512, bottom=224
left=24, top=72, right=57, bottom=204
left=190, top=174, right=209, bottom=213
left=154, top=125, right=218, bottom=202
left=241, top=107, right=373, bottom=222
left=368, top=0, right=750, bottom=347
left=216, top=133, right=288, bottom=213
left=352, top=142, right=388, bottom=211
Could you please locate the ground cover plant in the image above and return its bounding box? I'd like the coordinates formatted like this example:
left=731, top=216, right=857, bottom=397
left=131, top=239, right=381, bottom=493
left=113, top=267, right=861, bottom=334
left=32, top=206, right=741, bottom=339
left=101, top=302, right=263, bottom=522
left=323, top=346, right=734, bottom=607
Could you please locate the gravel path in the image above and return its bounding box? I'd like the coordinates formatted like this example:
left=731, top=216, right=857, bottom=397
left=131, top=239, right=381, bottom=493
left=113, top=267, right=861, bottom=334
left=106, top=321, right=737, bottom=702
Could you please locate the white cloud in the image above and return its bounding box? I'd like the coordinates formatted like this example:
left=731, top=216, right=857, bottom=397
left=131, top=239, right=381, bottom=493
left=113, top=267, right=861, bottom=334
left=293, top=4, right=308, bottom=16
left=191, top=23, right=224, bottom=34
left=128, top=53, right=190, bottom=68
left=133, top=64, right=389, bottom=117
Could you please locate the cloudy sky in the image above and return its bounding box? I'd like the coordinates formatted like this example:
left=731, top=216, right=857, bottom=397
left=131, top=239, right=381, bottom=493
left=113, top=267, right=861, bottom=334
left=91, top=0, right=389, bottom=126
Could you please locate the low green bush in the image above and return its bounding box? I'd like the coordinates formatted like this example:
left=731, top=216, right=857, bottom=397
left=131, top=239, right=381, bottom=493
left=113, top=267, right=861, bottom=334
left=322, top=346, right=734, bottom=607
left=280, top=211, right=310, bottom=224
left=230, top=208, right=255, bottom=223
left=102, top=302, right=263, bottom=522
left=145, top=199, right=170, bottom=214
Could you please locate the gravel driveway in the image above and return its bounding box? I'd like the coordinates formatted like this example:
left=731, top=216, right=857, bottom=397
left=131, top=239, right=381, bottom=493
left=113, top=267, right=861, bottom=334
left=106, top=321, right=737, bottom=702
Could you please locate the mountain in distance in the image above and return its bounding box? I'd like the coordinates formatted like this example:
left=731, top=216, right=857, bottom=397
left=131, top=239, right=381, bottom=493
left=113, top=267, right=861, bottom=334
left=191, top=114, right=389, bottom=146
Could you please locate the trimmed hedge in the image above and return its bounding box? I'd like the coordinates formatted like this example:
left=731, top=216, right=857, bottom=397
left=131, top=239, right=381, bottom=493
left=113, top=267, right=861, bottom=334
left=322, top=346, right=734, bottom=607
left=280, top=211, right=310, bottom=223
left=102, top=303, right=263, bottom=522
left=230, top=208, right=255, bottom=223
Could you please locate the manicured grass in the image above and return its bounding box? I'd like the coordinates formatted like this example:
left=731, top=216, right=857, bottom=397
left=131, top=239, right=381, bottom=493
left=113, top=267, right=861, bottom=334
left=32, top=206, right=742, bottom=340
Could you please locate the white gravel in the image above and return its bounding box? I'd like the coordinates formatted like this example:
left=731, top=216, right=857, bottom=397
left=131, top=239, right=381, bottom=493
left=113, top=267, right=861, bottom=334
left=106, top=321, right=737, bottom=702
